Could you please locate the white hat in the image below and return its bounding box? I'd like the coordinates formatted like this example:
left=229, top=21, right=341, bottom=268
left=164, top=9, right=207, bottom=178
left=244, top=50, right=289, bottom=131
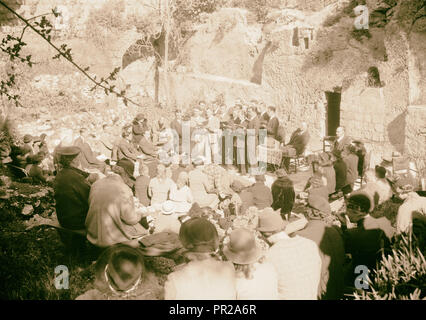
left=162, top=201, right=175, bottom=215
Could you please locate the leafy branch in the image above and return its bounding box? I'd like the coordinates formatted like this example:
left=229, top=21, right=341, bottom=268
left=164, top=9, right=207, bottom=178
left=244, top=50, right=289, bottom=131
left=0, top=0, right=142, bottom=108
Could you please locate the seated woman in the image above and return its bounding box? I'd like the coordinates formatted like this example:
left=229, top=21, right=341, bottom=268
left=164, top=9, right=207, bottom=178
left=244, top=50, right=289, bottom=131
left=318, top=152, right=336, bottom=195
left=164, top=217, right=237, bottom=299
left=148, top=164, right=175, bottom=205
left=271, top=169, right=295, bottom=221
left=342, top=144, right=359, bottom=194
left=188, top=157, right=219, bottom=209
left=76, top=244, right=163, bottom=300
left=331, top=150, right=347, bottom=193
left=169, top=171, right=193, bottom=214
left=114, top=159, right=136, bottom=192
left=85, top=174, right=149, bottom=248
left=223, top=229, right=278, bottom=300
left=304, top=161, right=329, bottom=200
left=135, top=163, right=151, bottom=207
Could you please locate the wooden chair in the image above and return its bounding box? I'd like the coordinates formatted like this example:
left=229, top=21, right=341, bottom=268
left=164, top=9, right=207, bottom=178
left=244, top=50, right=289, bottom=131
left=287, top=149, right=306, bottom=174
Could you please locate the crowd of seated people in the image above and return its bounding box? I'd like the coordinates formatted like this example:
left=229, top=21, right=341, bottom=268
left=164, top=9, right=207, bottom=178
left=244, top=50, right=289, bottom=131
left=2, top=98, right=424, bottom=301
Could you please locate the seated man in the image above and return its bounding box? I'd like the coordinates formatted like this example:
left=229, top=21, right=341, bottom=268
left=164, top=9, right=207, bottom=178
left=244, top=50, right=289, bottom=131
left=74, top=128, right=107, bottom=173
left=117, top=125, right=140, bottom=163
left=53, top=146, right=91, bottom=230
left=281, top=122, right=310, bottom=171
left=25, top=152, right=49, bottom=183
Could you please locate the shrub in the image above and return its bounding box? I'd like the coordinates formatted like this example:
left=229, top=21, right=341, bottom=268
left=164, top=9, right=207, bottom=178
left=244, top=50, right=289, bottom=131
left=352, top=235, right=426, bottom=300
left=174, top=0, right=224, bottom=23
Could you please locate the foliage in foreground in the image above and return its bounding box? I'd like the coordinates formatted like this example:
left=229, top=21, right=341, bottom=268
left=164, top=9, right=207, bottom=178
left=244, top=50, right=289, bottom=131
left=352, top=235, right=426, bottom=300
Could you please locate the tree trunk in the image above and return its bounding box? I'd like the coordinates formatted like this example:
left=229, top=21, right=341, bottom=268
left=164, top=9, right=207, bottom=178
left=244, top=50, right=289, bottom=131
left=164, top=0, right=170, bottom=108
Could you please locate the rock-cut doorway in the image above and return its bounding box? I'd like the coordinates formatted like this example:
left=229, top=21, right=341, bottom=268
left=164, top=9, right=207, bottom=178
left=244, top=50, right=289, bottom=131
left=325, top=91, right=341, bottom=137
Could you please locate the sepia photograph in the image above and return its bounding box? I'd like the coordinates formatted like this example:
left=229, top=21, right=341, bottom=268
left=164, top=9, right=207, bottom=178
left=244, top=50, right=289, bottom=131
left=0, top=0, right=425, bottom=307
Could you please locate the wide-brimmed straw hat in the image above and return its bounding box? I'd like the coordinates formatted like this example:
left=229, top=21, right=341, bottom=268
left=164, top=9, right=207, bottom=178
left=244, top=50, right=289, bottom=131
left=257, top=208, right=287, bottom=232
left=223, top=228, right=263, bottom=265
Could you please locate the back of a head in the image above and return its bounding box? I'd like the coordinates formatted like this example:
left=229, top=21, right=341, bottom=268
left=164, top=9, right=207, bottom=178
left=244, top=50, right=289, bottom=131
left=179, top=217, right=219, bottom=254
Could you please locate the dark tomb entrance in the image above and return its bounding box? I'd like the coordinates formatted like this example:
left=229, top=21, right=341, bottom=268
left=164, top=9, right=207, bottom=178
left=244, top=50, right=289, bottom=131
left=325, top=90, right=341, bottom=137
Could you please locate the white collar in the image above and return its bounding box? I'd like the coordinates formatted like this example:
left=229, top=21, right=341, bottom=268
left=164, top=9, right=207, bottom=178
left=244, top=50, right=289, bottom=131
left=267, top=231, right=290, bottom=244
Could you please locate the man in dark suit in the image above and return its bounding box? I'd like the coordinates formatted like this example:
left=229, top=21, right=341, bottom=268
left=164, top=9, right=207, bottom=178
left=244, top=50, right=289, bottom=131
left=281, top=122, right=310, bottom=171
left=117, top=125, right=140, bottom=163
left=74, top=128, right=107, bottom=173
left=266, top=106, right=279, bottom=139
left=333, top=126, right=352, bottom=158
left=53, top=146, right=90, bottom=230
left=258, top=102, right=270, bottom=124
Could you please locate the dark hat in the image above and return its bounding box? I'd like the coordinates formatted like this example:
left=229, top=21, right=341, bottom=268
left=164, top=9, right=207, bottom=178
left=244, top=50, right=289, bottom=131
left=23, top=134, right=33, bottom=143
left=223, top=228, right=263, bottom=265
left=347, top=189, right=375, bottom=213
left=375, top=165, right=387, bottom=179
left=308, top=194, right=331, bottom=215
left=56, top=146, right=81, bottom=157
left=116, top=159, right=135, bottom=178
left=179, top=217, right=219, bottom=253
left=93, top=244, right=144, bottom=294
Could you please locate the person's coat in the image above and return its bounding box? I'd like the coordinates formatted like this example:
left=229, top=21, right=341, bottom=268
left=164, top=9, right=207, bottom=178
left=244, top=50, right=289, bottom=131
left=139, top=137, right=157, bottom=158
left=135, top=175, right=151, bottom=206
left=54, top=167, right=91, bottom=230
left=74, top=137, right=105, bottom=171
left=188, top=168, right=219, bottom=209
left=287, top=129, right=310, bottom=155
left=343, top=153, right=359, bottom=186
left=164, top=258, right=237, bottom=300
left=333, top=159, right=347, bottom=191
left=117, top=138, right=139, bottom=162
left=266, top=116, right=279, bottom=138
left=85, top=175, right=148, bottom=247
left=333, top=135, right=351, bottom=156
left=295, top=220, right=345, bottom=300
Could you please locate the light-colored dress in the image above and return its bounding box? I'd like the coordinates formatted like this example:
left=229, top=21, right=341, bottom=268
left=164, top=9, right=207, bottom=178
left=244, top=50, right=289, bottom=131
left=265, top=232, right=322, bottom=300
left=148, top=177, right=174, bottom=205
left=169, top=184, right=193, bottom=213
left=188, top=168, right=219, bottom=209
left=164, top=258, right=237, bottom=300
left=235, top=262, right=278, bottom=300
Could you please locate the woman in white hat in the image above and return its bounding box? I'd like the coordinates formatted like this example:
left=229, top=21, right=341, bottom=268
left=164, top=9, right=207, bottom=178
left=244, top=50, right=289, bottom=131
left=223, top=228, right=278, bottom=300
